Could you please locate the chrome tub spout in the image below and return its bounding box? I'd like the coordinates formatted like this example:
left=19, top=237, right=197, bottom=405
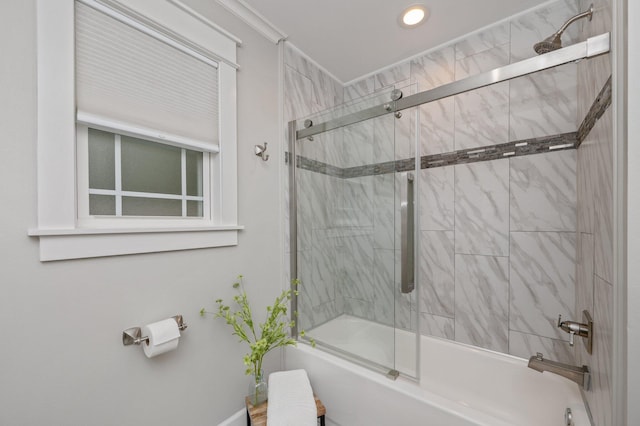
left=527, top=353, right=591, bottom=390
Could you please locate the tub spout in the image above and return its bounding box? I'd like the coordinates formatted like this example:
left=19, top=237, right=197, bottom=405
left=528, top=353, right=590, bottom=390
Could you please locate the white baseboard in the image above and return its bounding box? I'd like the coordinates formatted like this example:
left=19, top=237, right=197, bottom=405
left=217, top=408, right=245, bottom=426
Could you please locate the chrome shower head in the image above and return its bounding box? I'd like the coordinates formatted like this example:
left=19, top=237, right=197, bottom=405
left=534, top=3, right=594, bottom=55
left=533, top=33, right=563, bottom=54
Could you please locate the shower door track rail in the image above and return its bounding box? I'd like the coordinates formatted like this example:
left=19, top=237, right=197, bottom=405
left=295, top=32, right=610, bottom=141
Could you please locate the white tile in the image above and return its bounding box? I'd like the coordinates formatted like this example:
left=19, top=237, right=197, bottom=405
left=510, top=232, right=576, bottom=340
left=510, top=150, right=577, bottom=232
left=419, top=166, right=454, bottom=231
left=455, top=22, right=510, bottom=60
left=509, top=64, right=578, bottom=141
left=419, top=231, right=455, bottom=317
left=509, top=330, right=575, bottom=364
left=374, top=62, right=411, bottom=91
left=455, top=254, right=509, bottom=352
left=419, top=313, right=454, bottom=340
left=455, top=159, right=510, bottom=256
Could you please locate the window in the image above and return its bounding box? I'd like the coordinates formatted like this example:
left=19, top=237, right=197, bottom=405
left=81, top=127, right=206, bottom=218
left=30, top=0, right=241, bottom=261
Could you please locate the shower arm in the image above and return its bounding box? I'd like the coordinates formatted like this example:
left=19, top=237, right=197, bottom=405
left=554, top=5, right=594, bottom=37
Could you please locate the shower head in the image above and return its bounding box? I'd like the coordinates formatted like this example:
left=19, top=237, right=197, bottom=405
left=533, top=4, right=594, bottom=55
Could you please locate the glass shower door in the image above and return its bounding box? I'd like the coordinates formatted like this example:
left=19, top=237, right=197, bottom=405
left=291, top=88, right=418, bottom=379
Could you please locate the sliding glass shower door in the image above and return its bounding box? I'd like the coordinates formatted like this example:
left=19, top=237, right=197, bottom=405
left=290, top=87, right=419, bottom=379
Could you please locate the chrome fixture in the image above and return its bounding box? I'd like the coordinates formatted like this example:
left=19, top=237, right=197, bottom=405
left=303, top=119, right=314, bottom=141
left=565, top=407, right=573, bottom=426
left=557, top=310, right=593, bottom=353
left=386, top=369, right=400, bottom=380
left=534, top=4, right=594, bottom=54
left=395, top=111, right=403, bottom=119
left=528, top=352, right=591, bottom=390
left=254, top=142, right=269, bottom=161
left=400, top=172, right=415, bottom=294
left=122, top=315, right=187, bottom=346
left=390, top=89, right=403, bottom=101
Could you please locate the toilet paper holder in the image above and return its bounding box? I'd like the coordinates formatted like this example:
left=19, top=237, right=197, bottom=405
left=122, top=315, right=188, bottom=346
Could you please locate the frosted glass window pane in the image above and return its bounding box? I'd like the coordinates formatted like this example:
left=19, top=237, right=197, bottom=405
left=122, top=197, right=182, bottom=216
left=89, top=194, right=115, bottom=215
left=121, top=136, right=181, bottom=195
left=186, top=150, right=203, bottom=196
left=187, top=200, right=203, bottom=217
left=88, top=128, right=115, bottom=190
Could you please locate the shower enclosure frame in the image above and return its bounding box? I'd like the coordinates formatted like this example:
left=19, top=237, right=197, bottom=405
left=288, top=32, right=611, bottom=375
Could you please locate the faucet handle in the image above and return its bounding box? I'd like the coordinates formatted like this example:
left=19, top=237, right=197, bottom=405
left=535, top=352, right=544, bottom=361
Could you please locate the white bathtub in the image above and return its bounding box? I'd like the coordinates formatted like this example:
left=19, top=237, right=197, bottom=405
left=287, top=315, right=590, bottom=426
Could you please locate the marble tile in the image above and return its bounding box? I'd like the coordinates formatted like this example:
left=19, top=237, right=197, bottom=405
left=411, top=46, right=455, bottom=90
left=455, top=254, right=509, bottom=352
left=510, top=150, right=577, bottom=232
left=342, top=120, right=374, bottom=168
left=510, top=232, right=576, bottom=341
left=341, top=297, right=374, bottom=321
left=509, top=64, right=578, bottom=141
left=340, top=176, right=374, bottom=228
left=577, top=131, right=595, bottom=234
left=372, top=248, right=395, bottom=326
left=284, top=43, right=342, bottom=110
left=509, top=330, right=575, bottom=364
left=576, top=232, right=595, bottom=318
left=373, top=114, right=396, bottom=164
left=593, top=109, right=613, bottom=283
left=455, top=159, right=510, bottom=256
left=344, top=76, right=375, bottom=102
left=373, top=173, right=395, bottom=249
left=419, top=98, right=455, bottom=156
left=339, top=233, right=374, bottom=301
left=454, top=44, right=510, bottom=149
left=419, top=231, right=455, bottom=318
left=510, top=0, right=580, bottom=62
left=419, top=312, right=454, bottom=340
left=419, top=166, right=454, bottom=231
left=374, top=62, right=411, bottom=91
left=582, top=277, right=613, bottom=426
left=455, top=22, right=510, bottom=60
left=309, top=229, right=339, bottom=306
left=284, top=65, right=312, bottom=124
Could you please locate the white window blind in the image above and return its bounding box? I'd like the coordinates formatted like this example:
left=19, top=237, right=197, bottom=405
left=75, top=1, right=220, bottom=152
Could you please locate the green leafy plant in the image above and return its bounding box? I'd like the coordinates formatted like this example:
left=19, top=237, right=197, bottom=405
left=200, top=275, right=312, bottom=379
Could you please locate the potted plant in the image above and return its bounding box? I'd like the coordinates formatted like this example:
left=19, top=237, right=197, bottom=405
left=200, top=275, right=309, bottom=405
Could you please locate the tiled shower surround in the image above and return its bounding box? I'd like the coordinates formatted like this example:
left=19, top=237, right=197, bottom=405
left=284, top=0, right=613, bottom=420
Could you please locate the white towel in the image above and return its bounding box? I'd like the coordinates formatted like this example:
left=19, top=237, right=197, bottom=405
left=267, top=369, right=317, bottom=426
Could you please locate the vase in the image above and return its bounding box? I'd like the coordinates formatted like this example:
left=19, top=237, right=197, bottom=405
left=248, top=371, right=268, bottom=405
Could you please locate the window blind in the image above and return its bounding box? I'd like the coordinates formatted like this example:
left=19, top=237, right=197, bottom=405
left=75, top=1, right=219, bottom=152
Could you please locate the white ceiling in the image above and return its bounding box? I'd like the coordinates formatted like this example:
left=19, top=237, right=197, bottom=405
left=243, top=0, right=552, bottom=82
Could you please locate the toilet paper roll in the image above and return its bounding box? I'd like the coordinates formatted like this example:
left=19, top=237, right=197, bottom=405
left=142, top=318, right=180, bottom=358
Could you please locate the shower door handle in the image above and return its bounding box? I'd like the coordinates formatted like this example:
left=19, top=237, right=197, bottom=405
left=400, top=172, right=415, bottom=294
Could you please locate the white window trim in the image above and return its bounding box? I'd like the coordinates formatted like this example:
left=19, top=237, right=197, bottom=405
left=30, top=0, right=242, bottom=261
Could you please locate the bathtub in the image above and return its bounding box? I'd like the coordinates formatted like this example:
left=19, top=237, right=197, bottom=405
left=286, top=315, right=590, bottom=426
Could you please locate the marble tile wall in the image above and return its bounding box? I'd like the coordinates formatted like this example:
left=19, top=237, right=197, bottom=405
left=575, top=0, right=613, bottom=422
left=283, top=44, right=344, bottom=332
left=283, top=1, right=615, bottom=372
left=340, top=0, right=581, bottom=361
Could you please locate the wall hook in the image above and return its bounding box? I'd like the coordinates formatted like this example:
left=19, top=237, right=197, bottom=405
left=255, top=143, right=269, bottom=161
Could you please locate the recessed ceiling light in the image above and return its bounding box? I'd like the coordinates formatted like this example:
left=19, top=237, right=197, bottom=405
left=400, top=5, right=429, bottom=28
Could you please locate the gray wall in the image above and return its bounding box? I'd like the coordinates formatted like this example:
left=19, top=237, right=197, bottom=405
left=0, top=1, right=283, bottom=425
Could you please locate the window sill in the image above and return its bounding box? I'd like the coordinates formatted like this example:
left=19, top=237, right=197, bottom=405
left=28, top=226, right=244, bottom=261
